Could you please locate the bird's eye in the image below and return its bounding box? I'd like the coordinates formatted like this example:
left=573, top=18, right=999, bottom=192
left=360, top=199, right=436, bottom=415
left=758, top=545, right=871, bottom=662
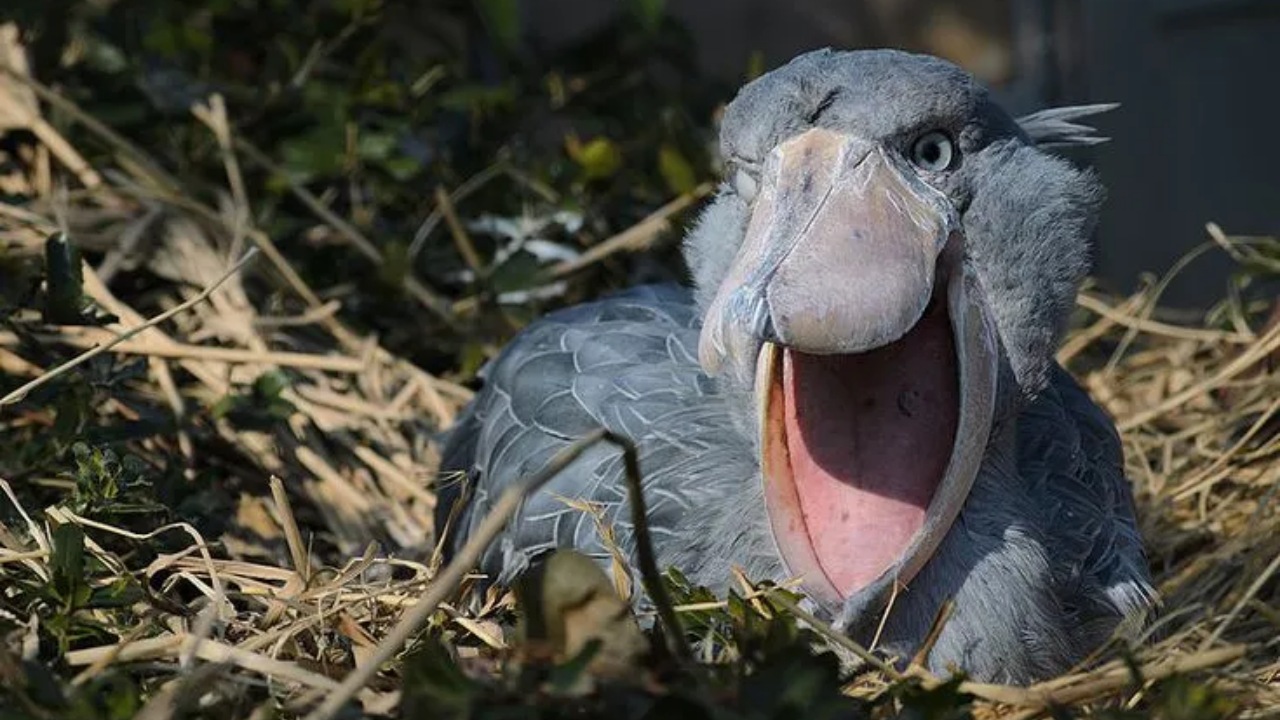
left=732, top=167, right=759, bottom=203
left=909, top=131, right=955, bottom=172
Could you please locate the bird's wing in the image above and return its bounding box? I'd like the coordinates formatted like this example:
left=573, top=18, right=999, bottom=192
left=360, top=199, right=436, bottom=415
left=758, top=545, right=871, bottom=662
left=436, top=284, right=754, bottom=584
left=1018, top=364, right=1157, bottom=632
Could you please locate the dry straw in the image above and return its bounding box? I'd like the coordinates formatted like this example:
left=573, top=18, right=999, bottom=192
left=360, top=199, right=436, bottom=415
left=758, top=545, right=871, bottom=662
left=1, top=34, right=1277, bottom=719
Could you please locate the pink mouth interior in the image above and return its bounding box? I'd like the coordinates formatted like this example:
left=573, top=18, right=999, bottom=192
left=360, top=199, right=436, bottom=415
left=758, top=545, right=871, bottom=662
left=768, top=297, right=959, bottom=598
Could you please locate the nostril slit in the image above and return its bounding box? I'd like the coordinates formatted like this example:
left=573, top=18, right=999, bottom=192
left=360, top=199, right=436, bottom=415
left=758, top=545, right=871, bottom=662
left=758, top=313, right=777, bottom=343
left=727, top=286, right=775, bottom=342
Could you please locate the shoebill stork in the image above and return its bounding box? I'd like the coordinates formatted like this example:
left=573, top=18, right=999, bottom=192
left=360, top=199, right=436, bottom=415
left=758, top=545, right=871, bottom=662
left=435, top=48, right=1155, bottom=683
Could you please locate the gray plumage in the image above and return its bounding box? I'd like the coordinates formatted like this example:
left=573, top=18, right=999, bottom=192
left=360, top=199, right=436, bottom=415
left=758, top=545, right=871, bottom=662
left=436, top=49, right=1155, bottom=683
left=1016, top=103, right=1119, bottom=148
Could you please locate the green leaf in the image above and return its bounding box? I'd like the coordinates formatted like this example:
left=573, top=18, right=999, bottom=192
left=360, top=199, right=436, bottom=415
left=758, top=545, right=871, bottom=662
left=356, top=131, right=397, bottom=162
left=210, top=394, right=237, bottom=420
left=43, top=232, right=87, bottom=325
left=279, top=124, right=348, bottom=182
left=1149, top=674, right=1237, bottom=720
left=384, top=156, right=423, bottom=181
left=69, top=672, right=143, bottom=720
left=457, top=343, right=489, bottom=379
left=21, top=658, right=69, bottom=710
left=891, top=674, right=974, bottom=720
left=400, top=635, right=477, bottom=720
left=659, top=144, right=697, bottom=194
left=212, top=371, right=298, bottom=430
left=380, top=240, right=410, bottom=288
left=746, top=50, right=766, bottom=81
left=51, top=387, right=90, bottom=442
left=51, top=523, right=89, bottom=611
left=253, top=370, right=291, bottom=400
left=439, top=82, right=517, bottom=113
left=567, top=136, right=622, bottom=181
left=490, top=252, right=543, bottom=294
left=546, top=638, right=603, bottom=694
left=629, top=0, right=666, bottom=32
left=476, top=0, right=521, bottom=52
left=87, top=578, right=146, bottom=610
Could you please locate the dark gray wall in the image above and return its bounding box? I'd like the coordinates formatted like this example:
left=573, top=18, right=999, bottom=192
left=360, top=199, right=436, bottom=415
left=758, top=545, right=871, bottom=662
left=1079, top=0, right=1280, bottom=305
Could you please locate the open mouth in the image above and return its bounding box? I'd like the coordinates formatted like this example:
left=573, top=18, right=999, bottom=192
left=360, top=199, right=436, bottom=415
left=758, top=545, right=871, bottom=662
left=699, top=128, right=1000, bottom=609
left=755, top=244, right=997, bottom=605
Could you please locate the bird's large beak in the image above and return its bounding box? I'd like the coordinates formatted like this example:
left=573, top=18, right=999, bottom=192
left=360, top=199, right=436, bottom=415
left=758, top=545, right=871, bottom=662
left=699, top=128, right=1000, bottom=610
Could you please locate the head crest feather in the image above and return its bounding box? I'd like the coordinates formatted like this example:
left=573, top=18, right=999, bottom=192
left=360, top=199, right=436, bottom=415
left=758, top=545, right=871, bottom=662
left=1017, top=103, right=1119, bottom=148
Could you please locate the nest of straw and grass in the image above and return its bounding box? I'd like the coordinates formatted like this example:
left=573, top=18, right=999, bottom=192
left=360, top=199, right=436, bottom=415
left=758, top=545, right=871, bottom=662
left=1, top=15, right=1278, bottom=720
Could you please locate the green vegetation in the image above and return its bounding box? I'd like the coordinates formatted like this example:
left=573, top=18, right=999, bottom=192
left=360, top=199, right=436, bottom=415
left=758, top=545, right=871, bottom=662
left=0, top=2, right=1276, bottom=718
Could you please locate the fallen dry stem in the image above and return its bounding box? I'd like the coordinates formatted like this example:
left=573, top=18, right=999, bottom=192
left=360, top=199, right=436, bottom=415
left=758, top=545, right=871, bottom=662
left=434, top=184, right=484, bottom=274
left=305, top=429, right=612, bottom=720
left=765, top=587, right=901, bottom=680
left=232, top=137, right=457, bottom=327
left=550, top=183, right=713, bottom=278
left=0, top=328, right=368, bottom=373
left=608, top=429, right=693, bottom=664
left=406, top=162, right=506, bottom=260
left=1119, top=317, right=1280, bottom=430
left=2, top=52, right=1277, bottom=717
left=973, top=644, right=1247, bottom=719
left=1, top=64, right=180, bottom=190
left=0, top=248, right=259, bottom=407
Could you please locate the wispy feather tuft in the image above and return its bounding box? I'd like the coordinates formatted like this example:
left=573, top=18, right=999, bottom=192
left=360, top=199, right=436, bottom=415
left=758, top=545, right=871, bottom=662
left=1017, top=103, right=1120, bottom=148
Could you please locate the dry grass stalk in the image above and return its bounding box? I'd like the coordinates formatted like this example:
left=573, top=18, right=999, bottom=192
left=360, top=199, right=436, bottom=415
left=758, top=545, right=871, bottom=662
left=0, top=248, right=260, bottom=407
left=305, top=430, right=614, bottom=720
left=0, top=56, right=1277, bottom=720
left=549, top=182, right=714, bottom=278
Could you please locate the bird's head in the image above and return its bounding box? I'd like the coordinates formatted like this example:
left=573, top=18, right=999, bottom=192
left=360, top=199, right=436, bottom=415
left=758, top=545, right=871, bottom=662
left=684, top=49, right=1108, bottom=610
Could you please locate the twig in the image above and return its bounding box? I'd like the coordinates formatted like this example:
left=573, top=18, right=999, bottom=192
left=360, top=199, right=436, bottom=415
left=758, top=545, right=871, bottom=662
left=271, top=477, right=311, bottom=583
left=0, top=69, right=105, bottom=191
left=0, top=65, right=179, bottom=190
left=95, top=205, right=161, bottom=284
left=1075, top=291, right=1250, bottom=345
left=1201, top=549, right=1280, bottom=650
left=765, top=588, right=902, bottom=680
left=406, top=162, right=506, bottom=261
left=434, top=184, right=484, bottom=273
left=0, top=479, right=52, bottom=581
left=0, top=72, right=466, bottom=418
left=253, top=301, right=342, bottom=328
left=1118, top=318, right=1280, bottom=431
left=1171, top=394, right=1280, bottom=500
left=304, top=429, right=611, bottom=720
left=0, top=548, right=49, bottom=564
left=0, top=248, right=259, bottom=407
left=0, top=328, right=369, bottom=373
left=1058, top=291, right=1147, bottom=364
left=607, top=429, right=693, bottom=663
left=133, top=662, right=235, bottom=720
left=191, top=94, right=251, bottom=258
left=549, top=183, right=712, bottom=278
left=232, top=138, right=458, bottom=327
left=67, top=635, right=340, bottom=691
left=869, top=580, right=901, bottom=650
left=1102, top=241, right=1219, bottom=377
left=59, top=508, right=231, bottom=619
left=971, top=644, right=1246, bottom=718
left=72, top=622, right=154, bottom=687
left=909, top=598, right=954, bottom=669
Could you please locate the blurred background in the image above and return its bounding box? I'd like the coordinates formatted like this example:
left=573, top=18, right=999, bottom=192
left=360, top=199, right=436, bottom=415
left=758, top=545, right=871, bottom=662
left=4, top=1, right=1275, bottom=343
left=528, top=0, right=1280, bottom=307
left=2, top=0, right=1278, bottom=511
left=2, top=3, right=1279, bottom=717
